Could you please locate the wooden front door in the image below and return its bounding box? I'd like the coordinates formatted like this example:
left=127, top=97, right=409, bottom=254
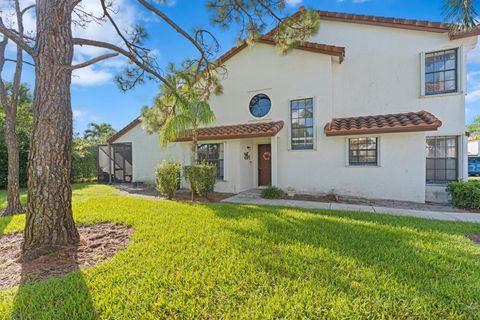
left=258, top=144, right=272, bottom=186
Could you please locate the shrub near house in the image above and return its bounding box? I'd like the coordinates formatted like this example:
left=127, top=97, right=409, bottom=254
left=156, top=161, right=181, bottom=199
left=184, top=163, right=217, bottom=197
left=447, top=180, right=480, bottom=210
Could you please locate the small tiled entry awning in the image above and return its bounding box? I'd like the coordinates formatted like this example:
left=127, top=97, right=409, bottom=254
left=324, top=111, right=442, bottom=136
left=175, top=121, right=285, bottom=141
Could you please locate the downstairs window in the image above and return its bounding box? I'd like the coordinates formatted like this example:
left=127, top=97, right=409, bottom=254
left=426, top=136, right=458, bottom=184
left=348, top=137, right=378, bottom=166
left=197, top=143, right=225, bottom=180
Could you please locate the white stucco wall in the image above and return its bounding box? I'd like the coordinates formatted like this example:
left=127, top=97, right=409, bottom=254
left=114, top=125, right=191, bottom=185
left=111, top=19, right=477, bottom=203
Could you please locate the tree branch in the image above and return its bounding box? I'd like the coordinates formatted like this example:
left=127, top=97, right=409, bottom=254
left=137, top=0, right=207, bottom=58
left=21, top=4, right=35, bottom=16
left=70, top=53, right=119, bottom=70
left=0, top=37, right=10, bottom=111
left=5, top=58, right=34, bottom=66
left=11, top=0, right=25, bottom=110
left=0, top=18, right=33, bottom=56
left=72, top=38, right=174, bottom=91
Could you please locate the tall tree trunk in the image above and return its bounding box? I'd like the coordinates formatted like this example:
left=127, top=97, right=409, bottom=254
left=1, top=110, right=24, bottom=216
left=22, top=0, right=79, bottom=260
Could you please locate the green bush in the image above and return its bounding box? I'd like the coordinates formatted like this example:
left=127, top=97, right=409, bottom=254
left=72, top=139, right=97, bottom=183
left=183, top=163, right=217, bottom=197
left=156, top=161, right=181, bottom=199
left=261, top=186, right=285, bottom=199
left=446, top=180, right=480, bottom=210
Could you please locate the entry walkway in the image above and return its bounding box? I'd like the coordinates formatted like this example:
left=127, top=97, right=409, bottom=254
left=222, top=189, right=480, bottom=223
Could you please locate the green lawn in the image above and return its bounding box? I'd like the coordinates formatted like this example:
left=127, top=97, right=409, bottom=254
left=1, top=184, right=480, bottom=319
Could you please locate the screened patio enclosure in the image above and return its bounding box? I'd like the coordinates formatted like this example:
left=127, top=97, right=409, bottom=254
left=97, top=143, right=133, bottom=183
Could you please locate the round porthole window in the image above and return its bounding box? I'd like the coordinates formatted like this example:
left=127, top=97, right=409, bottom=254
left=249, top=94, right=271, bottom=118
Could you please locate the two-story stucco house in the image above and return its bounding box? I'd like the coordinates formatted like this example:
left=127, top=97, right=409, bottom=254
left=102, top=9, right=479, bottom=203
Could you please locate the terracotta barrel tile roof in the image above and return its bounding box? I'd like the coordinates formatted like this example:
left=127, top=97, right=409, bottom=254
left=176, top=121, right=284, bottom=142
left=217, top=35, right=345, bottom=65
left=316, top=10, right=450, bottom=33
left=315, top=10, right=480, bottom=40
left=324, top=111, right=442, bottom=136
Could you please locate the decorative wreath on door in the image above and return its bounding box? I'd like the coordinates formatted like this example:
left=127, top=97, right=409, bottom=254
left=262, top=151, right=271, bottom=161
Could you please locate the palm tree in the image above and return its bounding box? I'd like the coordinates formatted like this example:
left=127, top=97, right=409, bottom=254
left=142, top=65, right=217, bottom=163
left=83, top=122, right=116, bottom=143
left=444, top=0, right=479, bottom=31
left=142, top=65, right=217, bottom=199
left=159, top=98, right=216, bottom=164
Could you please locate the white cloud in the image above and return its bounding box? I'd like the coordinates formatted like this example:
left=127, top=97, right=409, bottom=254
left=468, top=46, right=480, bottom=64
left=73, top=109, right=101, bottom=122
left=466, top=71, right=480, bottom=103
left=467, top=89, right=480, bottom=103
left=285, top=0, right=303, bottom=7
left=164, top=0, right=177, bottom=6
left=72, top=65, right=114, bottom=87
left=1, top=0, right=144, bottom=87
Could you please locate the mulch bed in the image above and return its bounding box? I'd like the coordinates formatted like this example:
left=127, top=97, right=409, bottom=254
left=117, top=185, right=234, bottom=203
left=0, top=223, right=133, bottom=290
left=469, top=235, right=480, bottom=245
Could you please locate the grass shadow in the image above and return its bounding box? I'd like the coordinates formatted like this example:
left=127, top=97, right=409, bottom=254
left=10, top=244, right=98, bottom=319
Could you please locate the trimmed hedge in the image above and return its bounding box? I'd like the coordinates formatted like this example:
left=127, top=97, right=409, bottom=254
left=156, top=161, right=181, bottom=199
left=183, top=163, right=217, bottom=197
left=446, top=180, right=480, bottom=210
left=261, top=186, right=285, bottom=199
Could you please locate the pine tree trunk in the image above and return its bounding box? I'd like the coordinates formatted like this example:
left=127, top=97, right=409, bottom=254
left=1, top=110, right=24, bottom=216
left=22, top=0, right=79, bottom=260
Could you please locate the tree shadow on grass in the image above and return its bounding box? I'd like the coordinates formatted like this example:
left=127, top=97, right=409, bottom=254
left=209, top=203, right=480, bottom=317
left=10, top=244, right=98, bottom=319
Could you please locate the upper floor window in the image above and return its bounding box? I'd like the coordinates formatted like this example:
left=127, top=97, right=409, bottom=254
left=197, top=143, right=224, bottom=180
left=290, top=98, right=314, bottom=150
left=249, top=94, right=271, bottom=118
left=425, top=49, right=457, bottom=95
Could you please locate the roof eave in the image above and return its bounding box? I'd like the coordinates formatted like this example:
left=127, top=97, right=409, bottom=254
left=325, top=124, right=441, bottom=137
left=108, top=117, right=141, bottom=144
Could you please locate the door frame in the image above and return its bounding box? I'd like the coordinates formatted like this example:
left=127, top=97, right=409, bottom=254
left=257, top=143, right=272, bottom=186
left=112, top=143, right=133, bottom=183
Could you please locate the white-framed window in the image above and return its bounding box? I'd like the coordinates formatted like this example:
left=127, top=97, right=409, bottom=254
left=347, top=137, right=379, bottom=167
left=421, top=47, right=463, bottom=96
left=289, top=98, right=315, bottom=150
left=426, top=136, right=458, bottom=184
left=196, top=143, right=224, bottom=179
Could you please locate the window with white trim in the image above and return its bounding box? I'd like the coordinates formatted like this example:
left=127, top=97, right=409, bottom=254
left=426, top=136, right=458, bottom=184
left=290, top=98, right=314, bottom=150
left=424, top=49, right=458, bottom=95
left=197, top=143, right=224, bottom=179
left=348, top=137, right=378, bottom=166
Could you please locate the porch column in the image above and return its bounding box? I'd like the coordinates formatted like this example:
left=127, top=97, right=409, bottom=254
left=271, top=135, right=279, bottom=186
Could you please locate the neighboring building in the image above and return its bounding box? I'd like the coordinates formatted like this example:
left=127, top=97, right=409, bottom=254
left=468, top=138, right=480, bottom=156
left=104, top=9, right=479, bottom=203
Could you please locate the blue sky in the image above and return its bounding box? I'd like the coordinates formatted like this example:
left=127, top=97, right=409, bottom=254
left=3, top=0, right=480, bottom=134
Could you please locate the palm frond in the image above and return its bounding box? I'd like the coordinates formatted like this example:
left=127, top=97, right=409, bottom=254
left=443, top=0, right=479, bottom=31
